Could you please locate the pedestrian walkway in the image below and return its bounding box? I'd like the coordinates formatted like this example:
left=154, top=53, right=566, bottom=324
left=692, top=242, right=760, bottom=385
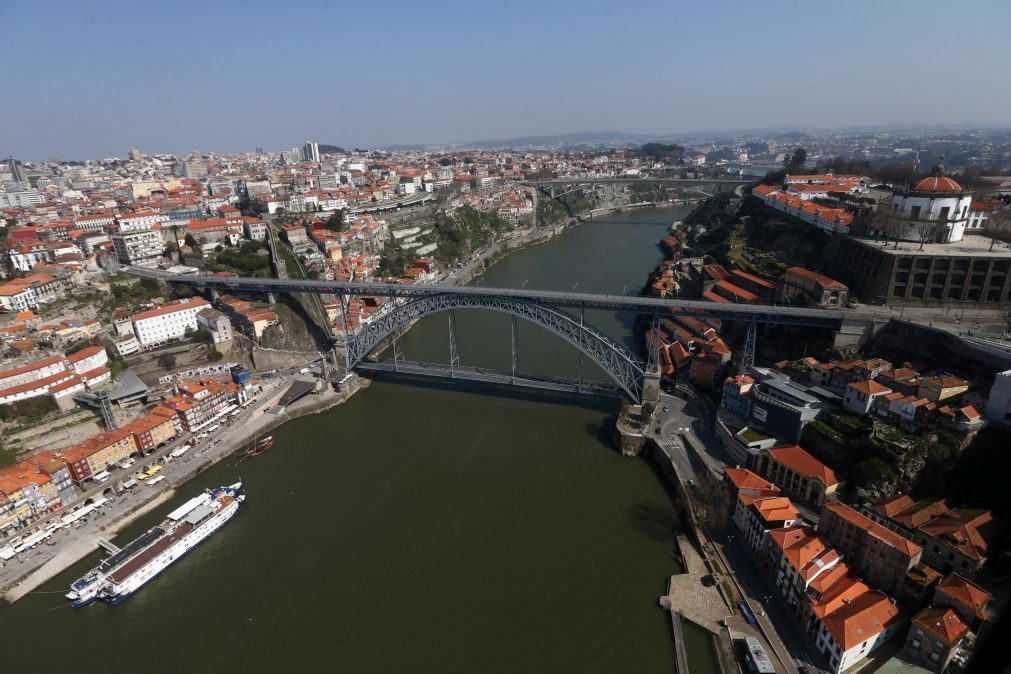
left=660, top=534, right=730, bottom=634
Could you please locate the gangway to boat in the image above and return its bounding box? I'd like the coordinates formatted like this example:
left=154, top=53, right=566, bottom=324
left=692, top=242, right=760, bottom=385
left=95, top=537, right=121, bottom=554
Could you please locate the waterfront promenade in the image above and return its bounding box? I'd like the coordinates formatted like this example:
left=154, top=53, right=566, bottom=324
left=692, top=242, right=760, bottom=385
left=0, top=374, right=361, bottom=604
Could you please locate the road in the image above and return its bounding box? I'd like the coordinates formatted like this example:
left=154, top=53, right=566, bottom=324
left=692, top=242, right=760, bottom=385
left=649, top=386, right=833, bottom=673
left=846, top=301, right=1010, bottom=341
left=0, top=376, right=291, bottom=601
left=717, top=530, right=831, bottom=674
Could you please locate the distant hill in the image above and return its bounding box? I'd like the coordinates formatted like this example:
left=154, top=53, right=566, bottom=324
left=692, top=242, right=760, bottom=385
left=319, top=144, right=346, bottom=154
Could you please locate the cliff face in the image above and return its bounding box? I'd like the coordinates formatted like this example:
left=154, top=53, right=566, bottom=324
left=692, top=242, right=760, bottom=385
left=258, top=302, right=322, bottom=353
left=868, top=320, right=1011, bottom=388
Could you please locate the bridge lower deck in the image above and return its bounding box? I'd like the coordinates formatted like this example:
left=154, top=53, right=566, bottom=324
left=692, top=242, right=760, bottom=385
left=355, top=360, right=623, bottom=397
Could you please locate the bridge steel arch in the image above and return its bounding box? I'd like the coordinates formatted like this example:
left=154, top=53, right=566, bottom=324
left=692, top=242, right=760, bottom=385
left=346, top=293, right=646, bottom=400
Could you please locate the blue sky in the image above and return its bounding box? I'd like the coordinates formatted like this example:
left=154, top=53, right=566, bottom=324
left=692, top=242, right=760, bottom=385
left=4, top=0, right=1010, bottom=159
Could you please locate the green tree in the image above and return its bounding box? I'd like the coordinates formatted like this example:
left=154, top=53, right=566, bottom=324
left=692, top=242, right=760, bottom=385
left=640, top=402, right=656, bottom=425
left=207, top=349, right=224, bottom=362
left=325, top=210, right=346, bottom=231
left=184, top=233, right=198, bottom=248
left=783, top=148, right=808, bottom=173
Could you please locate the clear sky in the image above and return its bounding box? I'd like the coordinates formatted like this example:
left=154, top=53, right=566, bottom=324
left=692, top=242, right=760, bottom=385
left=4, top=0, right=1011, bottom=160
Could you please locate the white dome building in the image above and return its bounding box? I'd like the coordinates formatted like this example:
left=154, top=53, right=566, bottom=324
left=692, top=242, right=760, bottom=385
left=886, top=164, right=973, bottom=243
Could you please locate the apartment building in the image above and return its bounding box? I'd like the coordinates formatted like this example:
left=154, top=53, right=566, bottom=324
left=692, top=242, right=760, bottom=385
left=779, top=267, right=849, bottom=308
left=123, top=409, right=178, bottom=453
left=112, top=229, right=163, bottom=267
left=196, top=308, right=233, bottom=345
left=754, top=444, right=842, bottom=507
left=865, top=495, right=998, bottom=575
left=130, top=297, right=211, bottom=347
left=161, top=379, right=242, bottom=432
left=61, top=429, right=140, bottom=483
left=733, top=493, right=803, bottom=561
left=815, top=590, right=904, bottom=674
left=903, top=606, right=970, bottom=672
left=818, top=501, right=922, bottom=596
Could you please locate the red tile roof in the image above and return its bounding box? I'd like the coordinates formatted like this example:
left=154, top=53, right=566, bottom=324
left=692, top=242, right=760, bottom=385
left=823, top=501, right=923, bottom=557
left=767, top=444, right=840, bottom=486
left=912, top=606, right=969, bottom=646
left=822, top=590, right=902, bottom=650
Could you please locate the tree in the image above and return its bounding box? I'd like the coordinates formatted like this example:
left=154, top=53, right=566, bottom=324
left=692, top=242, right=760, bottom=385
left=184, top=233, right=198, bottom=248
left=782, top=147, right=808, bottom=174
left=207, top=349, right=223, bottom=362
left=325, top=210, right=346, bottom=231
left=189, top=328, right=212, bottom=343
left=157, top=354, right=177, bottom=369
left=640, top=402, right=656, bottom=425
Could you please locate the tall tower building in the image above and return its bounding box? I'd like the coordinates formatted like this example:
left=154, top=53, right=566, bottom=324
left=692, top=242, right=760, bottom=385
left=302, top=141, right=320, bottom=163
left=129, top=147, right=142, bottom=161
left=7, top=156, right=26, bottom=183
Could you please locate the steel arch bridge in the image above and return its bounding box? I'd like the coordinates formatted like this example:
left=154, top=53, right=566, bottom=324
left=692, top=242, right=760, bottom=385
left=346, top=292, right=646, bottom=400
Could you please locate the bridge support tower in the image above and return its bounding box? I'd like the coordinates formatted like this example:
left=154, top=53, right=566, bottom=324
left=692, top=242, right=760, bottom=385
left=641, top=367, right=661, bottom=405
left=739, top=321, right=757, bottom=373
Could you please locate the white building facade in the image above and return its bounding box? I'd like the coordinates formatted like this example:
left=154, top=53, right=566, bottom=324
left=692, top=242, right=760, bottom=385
left=130, top=298, right=211, bottom=347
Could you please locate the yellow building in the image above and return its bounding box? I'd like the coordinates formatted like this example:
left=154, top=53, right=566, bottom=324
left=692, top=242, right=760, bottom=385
left=62, top=429, right=139, bottom=482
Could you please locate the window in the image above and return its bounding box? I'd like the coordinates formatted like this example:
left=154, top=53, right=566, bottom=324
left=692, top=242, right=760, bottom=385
left=911, top=205, right=922, bottom=219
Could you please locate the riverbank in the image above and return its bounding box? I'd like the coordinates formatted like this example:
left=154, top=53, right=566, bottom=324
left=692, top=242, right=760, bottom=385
left=0, top=374, right=369, bottom=605
left=452, top=199, right=689, bottom=287
left=1, top=204, right=700, bottom=674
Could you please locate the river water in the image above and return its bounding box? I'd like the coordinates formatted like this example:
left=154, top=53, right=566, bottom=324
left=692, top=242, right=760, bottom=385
left=2, top=206, right=720, bottom=674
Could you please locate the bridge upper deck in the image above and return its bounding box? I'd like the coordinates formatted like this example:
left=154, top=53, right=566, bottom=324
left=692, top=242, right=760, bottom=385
left=122, top=267, right=843, bottom=328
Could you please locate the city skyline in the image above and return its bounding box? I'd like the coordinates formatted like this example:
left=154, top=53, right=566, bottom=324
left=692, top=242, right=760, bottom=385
left=4, top=0, right=1011, bottom=159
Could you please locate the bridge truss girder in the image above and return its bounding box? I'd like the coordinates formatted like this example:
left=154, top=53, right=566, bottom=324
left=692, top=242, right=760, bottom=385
left=345, top=293, right=646, bottom=400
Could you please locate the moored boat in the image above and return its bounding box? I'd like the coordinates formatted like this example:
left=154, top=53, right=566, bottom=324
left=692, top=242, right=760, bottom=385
left=66, top=483, right=244, bottom=608
left=243, top=435, right=273, bottom=457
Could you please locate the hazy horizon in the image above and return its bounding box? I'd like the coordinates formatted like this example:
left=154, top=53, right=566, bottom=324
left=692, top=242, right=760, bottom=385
left=5, top=0, right=1011, bottom=160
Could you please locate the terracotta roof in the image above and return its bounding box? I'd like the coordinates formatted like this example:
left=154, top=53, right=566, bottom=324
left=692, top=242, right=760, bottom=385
left=822, top=590, right=902, bottom=650
left=873, top=494, right=917, bottom=518
left=809, top=574, right=871, bottom=619
left=849, top=379, right=891, bottom=395
left=936, top=574, right=990, bottom=616
left=730, top=268, right=776, bottom=290
left=766, top=444, right=840, bottom=486
left=724, top=467, right=774, bottom=491
left=913, top=175, right=962, bottom=193
left=912, top=606, right=969, bottom=646
left=806, top=561, right=853, bottom=598
left=823, top=501, right=923, bottom=557
left=66, top=345, right=106, bottom=362
left=132, top=298, right=210, bottom=322
left=919, top=511, right=995, bottom=562
left=751, top=496, right=801, bottom=523
left=785, top=266, right=848, bottom=290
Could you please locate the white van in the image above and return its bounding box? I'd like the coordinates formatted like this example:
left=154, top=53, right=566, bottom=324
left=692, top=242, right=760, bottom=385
left=92, top=471, right=111, bottom=484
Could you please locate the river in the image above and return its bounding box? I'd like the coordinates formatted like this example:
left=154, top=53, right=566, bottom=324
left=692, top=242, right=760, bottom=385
left=1, top=206, right=720, bottom=674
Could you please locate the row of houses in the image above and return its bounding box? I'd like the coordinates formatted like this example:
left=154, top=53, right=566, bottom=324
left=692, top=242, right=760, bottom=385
left=0, top=346, right=110, bottom=408
left=726, top=466, right=994, bottom=672
left=0, top=376, right=247, bottom=536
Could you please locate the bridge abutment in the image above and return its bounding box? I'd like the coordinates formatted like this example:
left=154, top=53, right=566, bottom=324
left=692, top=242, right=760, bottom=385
left=641, top=367, right=661, bottom=405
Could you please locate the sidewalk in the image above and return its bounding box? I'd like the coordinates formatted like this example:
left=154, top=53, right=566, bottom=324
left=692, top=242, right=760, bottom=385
left=0, top=375, right=324, bottom=603
left=715, top=531, right=830, bottom=674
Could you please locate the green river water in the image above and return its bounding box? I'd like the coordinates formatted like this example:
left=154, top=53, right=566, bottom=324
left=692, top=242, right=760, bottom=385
left=1, top=206, right=720, bottom=674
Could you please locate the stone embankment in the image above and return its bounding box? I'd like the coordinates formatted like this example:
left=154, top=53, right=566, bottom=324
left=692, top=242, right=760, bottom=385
left=0, top=375, right=368, bottom=605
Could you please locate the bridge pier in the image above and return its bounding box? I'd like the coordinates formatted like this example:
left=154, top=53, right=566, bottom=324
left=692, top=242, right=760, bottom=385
left=210, top=288, right=220, bottom=301
left=267, top=292, right=277, bottom=305
left=641, top=367, right=661, bottom=405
